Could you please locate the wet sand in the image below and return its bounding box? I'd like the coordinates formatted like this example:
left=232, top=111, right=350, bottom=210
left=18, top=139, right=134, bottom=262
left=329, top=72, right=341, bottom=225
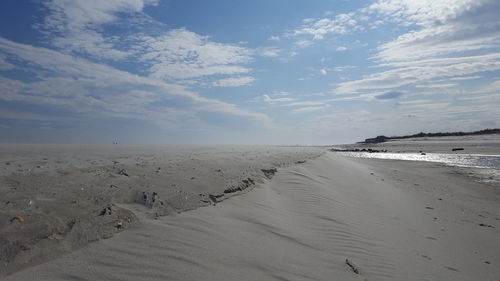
left=3, top=146, right=500, bottom=280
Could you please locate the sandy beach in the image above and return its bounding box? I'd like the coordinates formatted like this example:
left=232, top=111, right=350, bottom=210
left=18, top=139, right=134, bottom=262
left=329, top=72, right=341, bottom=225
left=1, top=139, right=500, bottom=280
left=0, top=145, right=324, bottom=277
left=3, top=0, right=500, bottom=280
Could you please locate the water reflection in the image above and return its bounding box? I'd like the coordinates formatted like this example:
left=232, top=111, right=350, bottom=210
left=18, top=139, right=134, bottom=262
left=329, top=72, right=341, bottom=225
left=340, top=152, right=500, bottom=185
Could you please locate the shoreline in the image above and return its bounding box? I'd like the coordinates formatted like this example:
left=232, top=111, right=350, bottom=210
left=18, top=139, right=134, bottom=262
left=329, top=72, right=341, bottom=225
left=4, top=152, right=499, bottom=280
left=336, top=151, right=500, bottom=186
left=338, top=134, right=500, bottom=155
left=361, top=129, right=500, bottom=144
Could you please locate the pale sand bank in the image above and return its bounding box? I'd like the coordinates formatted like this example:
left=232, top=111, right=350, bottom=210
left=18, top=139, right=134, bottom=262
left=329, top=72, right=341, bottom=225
left=4, top=152, right=499, bottom=280
left=0, top=145, right=324, bottom=277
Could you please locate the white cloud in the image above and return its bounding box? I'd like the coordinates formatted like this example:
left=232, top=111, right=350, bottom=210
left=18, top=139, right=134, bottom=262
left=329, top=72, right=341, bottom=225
left=261, top=94, right=296, bottom=103
left=0, top=53, right=15, bottom=70
left=0, top=38, right=269, bottom=124
left=475, top=79, right=500, bottom=93
left=268, top=36, right=280, bottom=41
left=449, top=75, right=481, bottom=81
left=291, top=13, right=359, bottom=40
left=37, top=0, right=154, bottom=60
left=259, top=95, right=330, bottom=112
left=334, top=53, right=500, bottom=93
left=370, top=0, right=500, bottom=63
left=336, top=46, right=347, bottom=51
left=326, top=96, right=361, bottom=102
left=294, top=40, right=313, bottom=48
left=376, top=25, right=500, bottom=63
left=367, top=0, right=480, bottom=27
left=281, top=101, right=326, bottom=107
left=288, top=0, right=500, bottom=66
left=213, top=76, right=256, bottom=87
left=274, top=0, right=500, bottom=137
left=333, top=65, right=356, bottom=72
left=35, top=1, right=274, bottom=88
left=139, top=29, right=253, bottom=80
left=415, top=83, right=457, bottom=88
left=293, top=105, right=329, bottom=113
left=256, top=47, right=281, bottom=57
left=320, top=68, right=328, bottom=75
left=270, top=91, right=290, bottom=97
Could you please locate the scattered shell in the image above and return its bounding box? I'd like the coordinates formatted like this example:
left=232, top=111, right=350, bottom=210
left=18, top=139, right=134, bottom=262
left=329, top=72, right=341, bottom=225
left=10, top=216, right=24, bottom=223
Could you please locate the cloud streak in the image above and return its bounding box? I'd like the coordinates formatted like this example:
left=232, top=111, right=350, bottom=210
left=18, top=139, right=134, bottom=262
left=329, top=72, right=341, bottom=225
left=35, top=0, right=274, bottom=88
left=291, top=13, right=360, bottom=40
left=139, top=29, right=254, bottom=81
left=334, top=53, right=500, bottom=93
left=287, top=0, right=500, bottom=103
left=0, top=38, right=269, bottom=125
left=213, top=76, right=256, bottom=87
left=36, top=0, right=154, bottom=60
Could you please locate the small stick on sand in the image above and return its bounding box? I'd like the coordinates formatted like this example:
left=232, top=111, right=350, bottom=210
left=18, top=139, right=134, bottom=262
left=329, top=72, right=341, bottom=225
left=118, top=169, right=129, bottom=177
left=345, top=259, right=359, bottom=274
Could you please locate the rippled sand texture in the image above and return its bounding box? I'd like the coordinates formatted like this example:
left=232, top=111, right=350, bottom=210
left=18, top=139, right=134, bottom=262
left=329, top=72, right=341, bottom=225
left=6, top=153, right=500, bottom=281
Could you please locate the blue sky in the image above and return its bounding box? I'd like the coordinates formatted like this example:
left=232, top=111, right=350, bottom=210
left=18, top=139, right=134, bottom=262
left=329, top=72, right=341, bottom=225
left=1, top=0, right=500, bottom=144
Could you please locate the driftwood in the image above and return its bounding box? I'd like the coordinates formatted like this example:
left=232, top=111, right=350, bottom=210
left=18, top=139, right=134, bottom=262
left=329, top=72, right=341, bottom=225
left=345, top=259, right=359, bottom=274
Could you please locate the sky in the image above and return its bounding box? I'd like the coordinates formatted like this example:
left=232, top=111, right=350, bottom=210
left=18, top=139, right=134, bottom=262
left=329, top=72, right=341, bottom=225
left=1, top=0, right=500, bottom=144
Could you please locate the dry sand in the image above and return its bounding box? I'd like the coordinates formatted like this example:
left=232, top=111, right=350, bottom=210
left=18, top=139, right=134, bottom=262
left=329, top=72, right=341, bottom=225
left=0, top=144, right=324, bottom=277
left=2, top=141, right=500, bottom=280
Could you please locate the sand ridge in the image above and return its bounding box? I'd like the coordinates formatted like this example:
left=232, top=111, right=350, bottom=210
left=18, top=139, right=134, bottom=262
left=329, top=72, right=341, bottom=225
left=0, top=145, right=324, bottom=277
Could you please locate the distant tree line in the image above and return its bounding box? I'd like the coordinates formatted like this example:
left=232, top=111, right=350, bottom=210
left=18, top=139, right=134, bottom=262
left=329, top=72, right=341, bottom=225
left=362, top=128, right=500, bottom=144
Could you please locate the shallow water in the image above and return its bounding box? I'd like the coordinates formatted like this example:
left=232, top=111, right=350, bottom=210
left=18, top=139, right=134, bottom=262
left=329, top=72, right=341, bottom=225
left=340, top=152, right=500, bottom=185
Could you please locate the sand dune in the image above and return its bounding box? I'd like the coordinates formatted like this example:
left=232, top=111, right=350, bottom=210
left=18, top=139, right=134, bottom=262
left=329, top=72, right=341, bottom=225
left=5, top=152, right=499, bottom=280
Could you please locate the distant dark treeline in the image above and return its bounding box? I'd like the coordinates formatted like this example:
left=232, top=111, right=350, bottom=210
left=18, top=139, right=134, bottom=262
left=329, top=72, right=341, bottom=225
left=362, top=128, right=500, bottom=144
